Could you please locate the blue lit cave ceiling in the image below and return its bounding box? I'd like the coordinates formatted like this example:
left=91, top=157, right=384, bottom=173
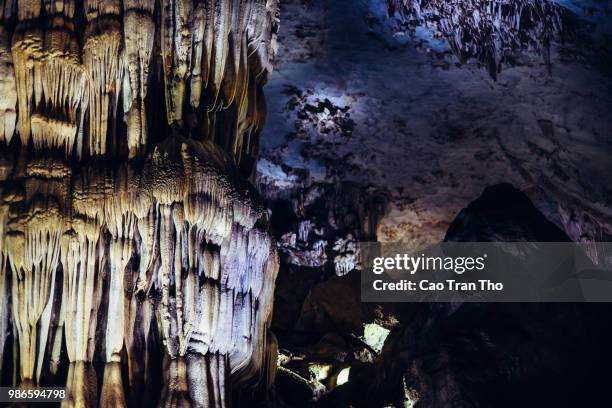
left=259, top=0, right=612, bottom=258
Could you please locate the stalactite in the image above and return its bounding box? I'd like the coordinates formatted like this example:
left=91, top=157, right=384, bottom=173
left=247, top=0, right=278, bottom=81
left=100, top=234, right=130, bottom=405
left=6, top=194, right=64, bottom=384
left=7, top=0, right=278, bottom=171
left=44, top=0, right=76, bottom=17
left=161, top=0, right=193, bottom=126
left=387, top=0, right=563, bottom=78
left=0, top=1, right=280, bottom=406
left=220, top=0, right=239, bottom=107
left=211, top=0, right=232, bottom=103
left=11, top=22, right=43, bottom=145
left=189, top=2, right=206, bottom=109
left=49, top=287, right=65, bottom=375
left=7, top=137, right=274, bottom=403
left=201, top=0, right=215, bottom=95
left=38, top=9, right=83, bottom=155
left=0, top=25, right=16, bottom=145
left=83, top=0, right=121, bottom=17
left=107, top=236, right=131, bottom=364
left=83, top=1, right=123, bottom=156
left=18, top=0, right=42, bottom=21
left=12, top=0, right=85, bottom=155
left=61, top=221, right=103, bottom=364
left=103, top=177, right=138, bottom=407
left=123, top=0, right=155, bottom=158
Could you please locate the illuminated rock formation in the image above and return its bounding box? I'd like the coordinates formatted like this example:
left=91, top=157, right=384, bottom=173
left=0, top=24, right=16, bottom=144
left=0, top=0, right=279, bottom=406
left=387, top=0, right=563, bottom=78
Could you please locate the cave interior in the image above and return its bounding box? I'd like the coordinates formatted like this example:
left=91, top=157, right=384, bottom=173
left=0, top=0, right=611, bottom=407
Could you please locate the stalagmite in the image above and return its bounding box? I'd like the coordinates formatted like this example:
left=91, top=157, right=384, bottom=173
left=100, top=362, right=127, bottom=407
left=63, top=361, right=97, bottom=408
left=0, top=0, right=280, bottom=406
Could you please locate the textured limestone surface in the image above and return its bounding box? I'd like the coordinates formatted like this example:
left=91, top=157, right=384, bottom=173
left=0, top=1, right=280, bottom=407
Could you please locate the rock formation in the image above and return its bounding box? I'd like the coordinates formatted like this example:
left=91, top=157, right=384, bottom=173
left=387, top=0, right=564, bottom=78
left=0, top=0, right=280, bottom=407
left=373, top=184, right=612, bottom=408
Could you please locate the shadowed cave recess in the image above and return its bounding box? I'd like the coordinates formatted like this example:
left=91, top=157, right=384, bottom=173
left=0, top=0, right=612, bottom=407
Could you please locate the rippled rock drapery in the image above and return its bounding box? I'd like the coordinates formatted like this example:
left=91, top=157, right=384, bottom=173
left=0, top=0, right=280, bottom=407
left=0, top=0, right=278, bottom=172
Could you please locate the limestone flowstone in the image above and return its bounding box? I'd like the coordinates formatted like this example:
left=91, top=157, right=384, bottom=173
left=0, top=138, right=278, bottom=407
left=0, top=1, right=280, bottom=406
left=0, top=0, right=278, bottom=173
